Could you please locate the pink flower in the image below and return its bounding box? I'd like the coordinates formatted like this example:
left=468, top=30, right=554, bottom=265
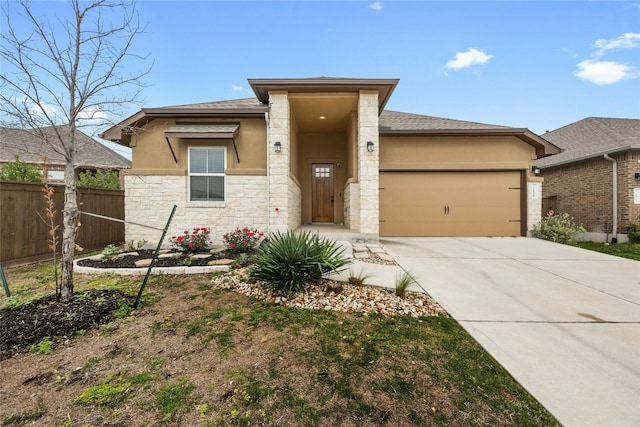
left=188, top=243, right=193, bottom=249
left=244, top=241, right=249, bottom=246
left=231, top=243, right=236, bottom=248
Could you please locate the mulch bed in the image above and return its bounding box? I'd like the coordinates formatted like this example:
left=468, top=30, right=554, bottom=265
left=0, top=289, right=131, bottom=360
left=76, top=249, right=243, bottom=268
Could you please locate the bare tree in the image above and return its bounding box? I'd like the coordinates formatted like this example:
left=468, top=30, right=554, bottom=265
left=0, top=0, right=148, bottom=301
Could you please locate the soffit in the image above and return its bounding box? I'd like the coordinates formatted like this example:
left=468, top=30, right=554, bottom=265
left=289, top=94, right=357, bottom=133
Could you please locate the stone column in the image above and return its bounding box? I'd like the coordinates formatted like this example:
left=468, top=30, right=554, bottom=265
left=527, top=178, right=543, bottom=234
left=268, top=91, right=290, bottom=233
left=357, top=90, right=379, bottom=235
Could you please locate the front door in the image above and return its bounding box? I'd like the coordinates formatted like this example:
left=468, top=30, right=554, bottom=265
left=312, top=163, right=334, bottom=222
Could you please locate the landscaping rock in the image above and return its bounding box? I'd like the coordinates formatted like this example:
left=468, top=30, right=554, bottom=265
left=134, top=259, right=152, bottom=268
left=208, top=258, right=235, bottom=266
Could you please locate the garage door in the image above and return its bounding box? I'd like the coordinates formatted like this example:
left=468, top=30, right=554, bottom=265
left=380, top=171, right=523, bottom=237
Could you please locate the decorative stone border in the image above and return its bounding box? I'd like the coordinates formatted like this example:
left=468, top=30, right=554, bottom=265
left=73, top=255, right=231, bottom=276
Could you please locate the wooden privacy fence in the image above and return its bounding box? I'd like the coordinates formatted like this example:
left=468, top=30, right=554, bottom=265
left=0, top=181, right=124, bottom=264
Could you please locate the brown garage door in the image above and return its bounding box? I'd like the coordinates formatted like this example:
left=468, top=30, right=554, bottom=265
left=380, top=171, right=523, bottom=237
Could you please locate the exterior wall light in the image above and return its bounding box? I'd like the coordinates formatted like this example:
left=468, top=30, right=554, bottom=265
left=367, top=141, right=374, bottom=152
left=531, top=166, right=541, bottom=175
left=274, top=141, right=281, bottom=153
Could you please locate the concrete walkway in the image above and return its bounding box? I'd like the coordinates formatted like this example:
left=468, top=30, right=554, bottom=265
left=379, top=237, right=640, bottom=427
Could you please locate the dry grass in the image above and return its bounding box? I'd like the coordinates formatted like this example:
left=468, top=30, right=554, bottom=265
left=0, top=262, right=558, bottom=426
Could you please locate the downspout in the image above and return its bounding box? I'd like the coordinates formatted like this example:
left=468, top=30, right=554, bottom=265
left=265, top=111, right=271, bottom=235
left=604, top=154, right=618, bottom=243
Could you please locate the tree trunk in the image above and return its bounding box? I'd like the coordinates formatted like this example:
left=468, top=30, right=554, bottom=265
left=60, top=150, right=77, bottom=302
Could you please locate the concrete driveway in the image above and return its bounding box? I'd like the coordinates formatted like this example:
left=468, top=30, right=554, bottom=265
left=381, top=237, right=640, bottom=427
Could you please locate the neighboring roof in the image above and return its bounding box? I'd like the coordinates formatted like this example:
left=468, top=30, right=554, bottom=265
left=248, top=77, right=399, bottom=113
left=381, top=110, right=560, bottom=158
left=164, top=123, right=240, bottom=139
left=536, top=117, right=640, bottom=168
left=0, top=125, right=131, bottom=169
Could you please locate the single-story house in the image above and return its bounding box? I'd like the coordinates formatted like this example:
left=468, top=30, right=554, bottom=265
left=0, top=125, right=131, bottom=182
left=101, top=77, right=559, bottom=243
left=535, top=117, right=640, bottom=243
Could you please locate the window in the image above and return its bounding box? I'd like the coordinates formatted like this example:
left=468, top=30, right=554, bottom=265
left=47, top=170, right=64, bottom=181
left=189, top=147, right=225, bottom=201
left=634, top=188, right=640, bottom=205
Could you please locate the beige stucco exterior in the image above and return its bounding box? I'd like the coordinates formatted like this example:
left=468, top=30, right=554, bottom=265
left=103, top=77, right=557, bottom=243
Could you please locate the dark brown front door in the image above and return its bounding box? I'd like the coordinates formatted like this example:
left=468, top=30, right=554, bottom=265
left=312, top=163, right=334, bottom=222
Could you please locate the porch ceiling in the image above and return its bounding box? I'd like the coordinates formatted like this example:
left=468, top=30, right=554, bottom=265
left=289, top=94, right=358, bottom=133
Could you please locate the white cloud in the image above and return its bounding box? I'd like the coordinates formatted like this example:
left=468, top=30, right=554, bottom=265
left=368, top=2, right=383, bottom=11
left=594, top=32, right=640, bottom=57
left=231, top=85, right=244, bottom=92
left=574, top=60, right=637, bottom=85
left=28, top=102, right=60, bottom=120
left=445, top=48, right=493, bottom=70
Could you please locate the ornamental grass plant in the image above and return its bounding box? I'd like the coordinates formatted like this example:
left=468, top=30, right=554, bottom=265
left=249, top=230, right=351, bottom=294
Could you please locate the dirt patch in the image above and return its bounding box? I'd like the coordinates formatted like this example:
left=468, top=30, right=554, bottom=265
left=0, top=289, right=131, bottom=360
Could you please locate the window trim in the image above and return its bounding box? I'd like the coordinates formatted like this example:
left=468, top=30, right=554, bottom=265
left=188, top=146, right=226, bottom=202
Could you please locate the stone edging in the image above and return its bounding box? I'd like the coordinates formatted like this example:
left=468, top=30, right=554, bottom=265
left=73, top=255, right=230, bottom=276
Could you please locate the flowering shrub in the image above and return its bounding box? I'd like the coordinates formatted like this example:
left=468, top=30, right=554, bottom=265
left=531, top=212, right=585, bottom=244
left=169, top=227, right=212, bottom=253
left=223, top=227, right=265, bottom=253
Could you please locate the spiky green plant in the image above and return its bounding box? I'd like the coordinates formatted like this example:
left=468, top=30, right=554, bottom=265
left=250, top=231, right=351, bottom=293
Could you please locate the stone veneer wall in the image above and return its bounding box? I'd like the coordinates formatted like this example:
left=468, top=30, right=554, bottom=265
left=527, top=180, right=543, bottom=234
left=124, top=174, right=268, bottom=246
left=357, top=91, right=379, bottom=235
left=268, top=92, right=290, bottom=233
left=343, top=180, right=360, bottom=230
left=288, top=174, right=302, bottom=230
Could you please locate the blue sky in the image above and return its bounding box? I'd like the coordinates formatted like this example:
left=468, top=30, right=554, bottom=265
left=4, top=1, right=640, bottom=158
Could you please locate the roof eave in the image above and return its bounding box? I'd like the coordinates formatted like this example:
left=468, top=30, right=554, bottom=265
left=100, top=107, right=267, bottom=146
left=537, top=145, right=640, bottom=169
left=248, top=77, right=400, bottom=113
left=380, top=128, right=560, bottom=158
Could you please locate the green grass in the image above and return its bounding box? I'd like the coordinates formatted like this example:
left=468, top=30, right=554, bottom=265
left=576, top=241, right=640, bottom=261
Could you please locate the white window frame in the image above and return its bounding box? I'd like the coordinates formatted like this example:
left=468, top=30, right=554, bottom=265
left=634, top=188, right=640, bottom=205
left=188, top=146, right=226, bottom=202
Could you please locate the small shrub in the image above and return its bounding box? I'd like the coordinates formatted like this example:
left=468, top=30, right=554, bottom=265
left=531, top=212, right=586, bottom=244
left=77, top=169, right=121, bottom=189
left=155, top=378, right=197, bottom=421
left=169, top=227, right=212, bottom=253
left=125, top=239, right=148, bottom=251
left=223, top=227, right=265, bottom=252
left=623, top=223, right=640, bottom=244
left=101, top=244, right=123, bottom=262
left=250, top=231, right=351, bottom=293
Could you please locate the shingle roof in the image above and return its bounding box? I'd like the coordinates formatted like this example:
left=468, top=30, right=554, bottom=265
left=380, top=110, right=510, bottom=132
left=535, top=117, right=640, bottom=168
left=0, top=125, right=131, bottom=169
left=150, top=97, right=264, bottom=110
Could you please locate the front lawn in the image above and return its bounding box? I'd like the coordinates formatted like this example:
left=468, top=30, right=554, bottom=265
left=0, top=261, right=558, bottom=426
left=576, top=241, right=640, bottom=261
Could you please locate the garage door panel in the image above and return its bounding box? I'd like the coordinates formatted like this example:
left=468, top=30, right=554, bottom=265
left=380, top=171, right=522, bottom=237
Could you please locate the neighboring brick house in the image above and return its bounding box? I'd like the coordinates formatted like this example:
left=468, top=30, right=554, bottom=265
left=535, top=117, right=640, bottom=242
left=0, top=125, right=131, bottom=182
left=101, top=77, right=558, bottom=243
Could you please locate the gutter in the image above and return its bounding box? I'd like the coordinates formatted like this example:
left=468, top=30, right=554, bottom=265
left=603, top=154, right=618, bottom=243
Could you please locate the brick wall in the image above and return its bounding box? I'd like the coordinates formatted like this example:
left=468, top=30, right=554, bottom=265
left=541, top=151, right=639, bottom=233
